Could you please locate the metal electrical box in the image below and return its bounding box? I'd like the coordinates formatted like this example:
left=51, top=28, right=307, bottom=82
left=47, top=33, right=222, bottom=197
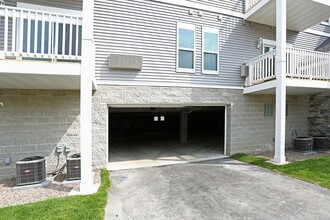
left=241, top=64, right=249, bottom=77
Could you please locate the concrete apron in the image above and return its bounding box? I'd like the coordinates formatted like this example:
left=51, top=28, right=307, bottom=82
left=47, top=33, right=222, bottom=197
left=108, top=138, right=225, bottom=171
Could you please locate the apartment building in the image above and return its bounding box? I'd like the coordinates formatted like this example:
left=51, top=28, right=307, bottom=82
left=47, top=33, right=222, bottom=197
left=0, top=0, right=329, bottom=193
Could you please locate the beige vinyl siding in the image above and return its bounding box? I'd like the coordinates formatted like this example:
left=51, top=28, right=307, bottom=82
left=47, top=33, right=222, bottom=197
left=185, top=0, right=244, bottom=13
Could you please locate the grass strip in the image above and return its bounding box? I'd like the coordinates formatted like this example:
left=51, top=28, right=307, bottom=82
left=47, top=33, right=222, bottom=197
left=231, top=153, right=330, bottom=189
left=0, top=169, right=111, bottom=220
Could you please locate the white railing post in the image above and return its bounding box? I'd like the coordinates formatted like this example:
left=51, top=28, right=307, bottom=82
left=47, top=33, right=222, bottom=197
left=4, top=7, right=8, bottom=54
left=27, top=10, right=31, bottom=56
left=12, top=9, right=16, bottom=55
left=75, top=17, right=79, bottom=58
left=41, top=12, right=45, bottom=57
left=249, top=64, right=253, bottom=86
left=34, top=11, right=38, bottom=56
left=69, top=16, right=73, bottom=58
left=62, top=15, right=66, bottom=58
left=48, top=13, right=52, bottom=57
left=19, top=10, right=23, bottom=55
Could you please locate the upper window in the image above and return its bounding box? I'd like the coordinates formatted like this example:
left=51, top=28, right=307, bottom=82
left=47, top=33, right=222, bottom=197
left=177, top=23, right=195, bottom=73
left=202, top=27, right=219, bottom=74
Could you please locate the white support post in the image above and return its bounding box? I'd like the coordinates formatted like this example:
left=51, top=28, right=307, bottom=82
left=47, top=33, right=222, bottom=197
left=180, top=111, right=188, bottom=144
left=273, top=0, right=286, bottom=164
left=80, top=0, right=96, bottom=194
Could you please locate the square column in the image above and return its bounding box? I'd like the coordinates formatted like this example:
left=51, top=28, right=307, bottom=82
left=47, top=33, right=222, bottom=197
left=180, top=111, right=188, bottom=143
left=274, top=0, right=287, bottom=164
left=80, top=0, right=96, bottom=194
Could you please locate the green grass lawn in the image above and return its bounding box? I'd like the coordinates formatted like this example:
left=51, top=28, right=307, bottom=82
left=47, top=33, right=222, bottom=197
left=231, top=153, right=330, bottom=189
left=0, top=169, right=110, bottom=220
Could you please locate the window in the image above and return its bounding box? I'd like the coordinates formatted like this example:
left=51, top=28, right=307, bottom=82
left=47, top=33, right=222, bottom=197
left=261, top=39, right=276, bottom=54
left=202, top=27, right=219, bottom=74
left=260, top=38, right=293, bottom=54
left=264, top=104, right=273, bottom=117
left=177, top=23, right=195, bottom=73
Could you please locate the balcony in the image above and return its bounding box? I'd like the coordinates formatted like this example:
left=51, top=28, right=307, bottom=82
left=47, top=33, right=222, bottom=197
left=0, top=5, right=85, bottom=90
left=243, top=47, right=330, bottom=95
left=244, top=0, right=330, bottom=31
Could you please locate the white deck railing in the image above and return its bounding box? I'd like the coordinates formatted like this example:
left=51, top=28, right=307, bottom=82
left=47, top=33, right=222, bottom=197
left=286, top=47, right=330, bottom=80
left=245, top=0, right=262, bottom=12
left=0, top=5, right=82, bottom=61
left=245, top=47, right=330, bottom=86
left=246, top=50, right=276, bottom=86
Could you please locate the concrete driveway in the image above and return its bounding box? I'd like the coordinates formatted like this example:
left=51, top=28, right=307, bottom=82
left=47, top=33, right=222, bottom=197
left=106, top=158, right=330, bottom=220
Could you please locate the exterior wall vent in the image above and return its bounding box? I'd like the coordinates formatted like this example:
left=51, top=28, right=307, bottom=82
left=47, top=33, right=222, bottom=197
left=109, top=54, right=143, bottom=70
left=241, top=64, right=249, bottom=77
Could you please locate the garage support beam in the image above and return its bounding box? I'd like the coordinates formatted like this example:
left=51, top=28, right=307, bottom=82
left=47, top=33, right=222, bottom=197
left=180, top=111, right=188, bottom=143
left=273, top=0, right=287, bottom=164
left=80, top=0, right=97, bottom=194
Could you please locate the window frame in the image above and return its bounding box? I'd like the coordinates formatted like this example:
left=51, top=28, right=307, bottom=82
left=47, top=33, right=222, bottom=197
left=176, top=22, right=196, bottom=73
left=202, top=26, right=219, bottom=75
left=260, top=39, right=293, bottom=54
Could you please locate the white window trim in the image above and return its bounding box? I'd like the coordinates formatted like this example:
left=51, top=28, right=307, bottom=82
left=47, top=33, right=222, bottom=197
left=202, top=26, right=219, bottom=75
left=176, top=22, right=195, bottom=73
left=17, top=2, right=82, bottom=16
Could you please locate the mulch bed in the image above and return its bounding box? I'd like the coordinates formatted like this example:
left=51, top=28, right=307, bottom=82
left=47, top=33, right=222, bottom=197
left=0, top=171, right=100, bottom=208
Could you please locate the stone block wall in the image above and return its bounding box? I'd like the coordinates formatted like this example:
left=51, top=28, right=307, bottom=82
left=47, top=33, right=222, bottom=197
left=91, top=85, right=310, bottom=160
left=0, top=86, right=311, bottom=179
left=309, top=91, right=330, bottom=136
left=0, top=89, right=80, bottom=180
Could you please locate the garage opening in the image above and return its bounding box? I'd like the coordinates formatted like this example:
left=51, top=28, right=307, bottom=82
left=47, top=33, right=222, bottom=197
left=108, top=106, right=225, bottom=170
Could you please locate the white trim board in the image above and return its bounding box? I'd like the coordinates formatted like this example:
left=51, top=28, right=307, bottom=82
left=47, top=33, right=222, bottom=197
left=108, top=103, right=231, bottom=108
left=0, top=60, right=81, bottom=76
left=17, top=2, right=82, bottom=16
left=97, top=81, right=244, bottom=90
left=303, top=29, right=330, bottom=38
left=150, top=0, right=244, bottom=18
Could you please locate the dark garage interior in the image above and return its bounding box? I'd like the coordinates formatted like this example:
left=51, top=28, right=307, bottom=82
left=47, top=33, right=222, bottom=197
left=108, top=106, right=225, bottom=169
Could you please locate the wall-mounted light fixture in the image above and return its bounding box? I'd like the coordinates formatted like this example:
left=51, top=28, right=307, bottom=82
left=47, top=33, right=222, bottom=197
left=198, top=11, right=203, bottom=17
left=188, top=9, right=193, bottom=15
left=217, top=15, right=223, bottom=21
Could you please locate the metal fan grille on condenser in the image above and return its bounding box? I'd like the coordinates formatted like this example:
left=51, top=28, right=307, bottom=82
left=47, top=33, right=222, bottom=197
left=16, top=156, right=46, bottom=186
left=293, top=137, right=312, bottom=152
left=66, top=153, right=81, bottom=180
